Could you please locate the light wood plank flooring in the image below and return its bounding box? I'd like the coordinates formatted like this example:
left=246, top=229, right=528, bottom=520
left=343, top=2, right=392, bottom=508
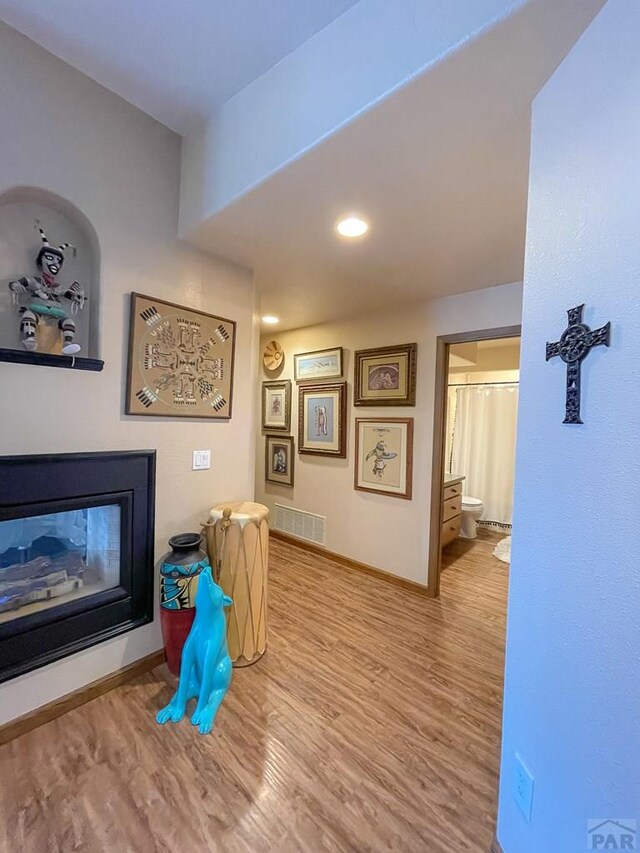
left=0, top=533, right=509, bottom=853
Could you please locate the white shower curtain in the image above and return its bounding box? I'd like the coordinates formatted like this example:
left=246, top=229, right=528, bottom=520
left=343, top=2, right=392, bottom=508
left=449, top=384, right=519, bottom=526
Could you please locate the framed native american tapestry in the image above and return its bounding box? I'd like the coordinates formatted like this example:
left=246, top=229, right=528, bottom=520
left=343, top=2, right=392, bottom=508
left=125, top=293, right=236, bottom=419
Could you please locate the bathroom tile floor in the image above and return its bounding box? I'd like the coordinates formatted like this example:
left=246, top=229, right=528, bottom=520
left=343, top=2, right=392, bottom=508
left=442, top=527, right=507, bottom=573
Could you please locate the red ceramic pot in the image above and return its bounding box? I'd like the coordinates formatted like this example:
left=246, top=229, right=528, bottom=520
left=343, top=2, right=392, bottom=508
left=160, top=607, right=196, bottom=676
left=159, top=533, right=210, bottom=676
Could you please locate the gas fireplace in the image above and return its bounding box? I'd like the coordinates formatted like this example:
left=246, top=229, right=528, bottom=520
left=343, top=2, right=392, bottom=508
left=0, top=451, right=155, bottom=683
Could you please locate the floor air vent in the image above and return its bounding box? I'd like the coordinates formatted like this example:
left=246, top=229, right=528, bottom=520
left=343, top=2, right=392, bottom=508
left=274, top=504, right=326, bottom=546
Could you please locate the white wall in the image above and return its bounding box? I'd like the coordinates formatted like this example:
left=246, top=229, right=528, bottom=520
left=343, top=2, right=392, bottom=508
left=255, top=281, right=522, bottom=585
left=449, top=370, right=519, bottom=385
left=179, top=0, right=527, bottom=232
left=0, top=24, right=258, bottom=725
left=497, top=2, right=640, bottom=850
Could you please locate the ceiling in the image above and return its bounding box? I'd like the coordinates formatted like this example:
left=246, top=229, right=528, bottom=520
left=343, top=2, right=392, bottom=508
left=450, top=337, right=521, bottom=372
left=1, top=0, right=604, bottom=332
left=185, top=0, right=603, bottom=330
left=0, top=0, right=359, bottom=132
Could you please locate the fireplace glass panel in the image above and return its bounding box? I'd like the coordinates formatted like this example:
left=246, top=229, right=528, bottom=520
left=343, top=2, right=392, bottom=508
left=0, top=504, right=121, bottom=625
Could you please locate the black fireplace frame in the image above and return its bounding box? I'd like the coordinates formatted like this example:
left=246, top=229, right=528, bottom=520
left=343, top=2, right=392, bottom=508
left=0, top=450, right=155, bottom=683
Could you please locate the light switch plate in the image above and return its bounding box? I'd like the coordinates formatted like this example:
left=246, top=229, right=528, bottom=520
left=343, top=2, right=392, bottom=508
left=192, top=450, right=211, bottom=470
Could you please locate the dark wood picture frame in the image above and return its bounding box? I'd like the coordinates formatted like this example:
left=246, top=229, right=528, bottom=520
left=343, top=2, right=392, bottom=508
left=265, top=435, right=295, bottom=487
left=261, top=380, right=291, bottom=432
left=354, top=343, right=417, bottom=406
left=125, top=292, right=236, bottom=419
left=294, top=346, right=344, bottom=382
left=298, top=382, right=347, bottom=457
left=354, top=417, right=414, bottom=500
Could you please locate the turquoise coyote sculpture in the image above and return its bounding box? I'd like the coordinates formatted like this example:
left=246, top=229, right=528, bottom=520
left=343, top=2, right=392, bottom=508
left=156, top=565, right=233, bottom=735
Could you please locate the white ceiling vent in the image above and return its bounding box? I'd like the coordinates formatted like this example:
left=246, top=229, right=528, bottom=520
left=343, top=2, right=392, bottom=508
left=274, top=504, right=326, bottom=546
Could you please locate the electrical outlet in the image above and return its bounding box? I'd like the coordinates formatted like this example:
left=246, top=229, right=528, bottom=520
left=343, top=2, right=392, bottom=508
left=514, top=754, right=534, bottom=822
left=192, top=450, right=211, bottom=471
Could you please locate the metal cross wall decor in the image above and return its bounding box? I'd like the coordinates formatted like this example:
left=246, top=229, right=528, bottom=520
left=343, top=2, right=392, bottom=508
left=546, top=304, right=611, bottom=424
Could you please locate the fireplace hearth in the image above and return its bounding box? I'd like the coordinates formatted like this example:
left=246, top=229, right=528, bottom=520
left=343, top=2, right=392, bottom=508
left=0, top=451, right=155, bottom=683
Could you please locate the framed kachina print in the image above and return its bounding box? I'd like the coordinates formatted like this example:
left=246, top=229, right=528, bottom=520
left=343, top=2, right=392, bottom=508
left=262, top=380, right=291, bottom=432
left=354, top=343, right=417, bottom=406
left=294, top=346, right=343, bottom=382
left=265, top=435, right=295, bottom=487
left=298, top=382, right=347, bottom=457
left=355, top=418, right=414, bottom=500
left=126, top=293, right=236, bottom=419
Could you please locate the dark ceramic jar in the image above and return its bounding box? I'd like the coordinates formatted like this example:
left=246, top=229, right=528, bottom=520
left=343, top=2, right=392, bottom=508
left=159, top=532, right=210, bottom=675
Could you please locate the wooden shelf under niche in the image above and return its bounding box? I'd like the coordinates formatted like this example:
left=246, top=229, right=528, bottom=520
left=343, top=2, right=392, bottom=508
left=0, top=348, right=104, bottom=371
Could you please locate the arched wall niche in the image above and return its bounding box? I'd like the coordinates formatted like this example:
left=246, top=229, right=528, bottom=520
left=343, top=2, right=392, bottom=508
left=0, top=186, right=102, bottom=367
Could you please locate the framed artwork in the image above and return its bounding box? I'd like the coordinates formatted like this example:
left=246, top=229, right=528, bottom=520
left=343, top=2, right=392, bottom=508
left=298, top=382, right=347, bottom=457
left=261, top=380, right=291, bottom=432
left=126, top=293, right=236, bottom=419
left=354, top=418, right=414, bottom=500
left=354, top=343, right=417, bottom=406
left=265, top=435, right=294, bottom=487
left=294, top=347, right=343, bottom=382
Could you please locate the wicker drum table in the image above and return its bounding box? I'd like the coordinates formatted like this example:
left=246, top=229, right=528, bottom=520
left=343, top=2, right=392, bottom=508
left=206, top=502, right=269, bottom=667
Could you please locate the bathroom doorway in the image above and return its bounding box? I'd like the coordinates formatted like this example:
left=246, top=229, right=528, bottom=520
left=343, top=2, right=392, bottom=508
left=427, top=326, right=521, bottom=596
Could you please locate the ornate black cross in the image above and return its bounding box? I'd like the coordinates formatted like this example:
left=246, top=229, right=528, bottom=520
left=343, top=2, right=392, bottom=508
left=546, top=304, right=610, bottom=424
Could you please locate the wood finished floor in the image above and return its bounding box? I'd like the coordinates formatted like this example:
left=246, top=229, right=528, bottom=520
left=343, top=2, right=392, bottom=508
left=0, top=532, right=509, bottom=853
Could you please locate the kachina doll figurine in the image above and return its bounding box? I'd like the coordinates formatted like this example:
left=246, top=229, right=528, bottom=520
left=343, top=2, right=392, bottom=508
left=8, top=222, right=86, bottom=354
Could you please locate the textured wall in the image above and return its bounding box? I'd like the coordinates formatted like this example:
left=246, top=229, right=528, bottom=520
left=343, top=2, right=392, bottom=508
left=255, top=281, right=522, bottom=585
left=0, top=24, right=258, bottom=725
left=497, top=2, right=640, bottom=850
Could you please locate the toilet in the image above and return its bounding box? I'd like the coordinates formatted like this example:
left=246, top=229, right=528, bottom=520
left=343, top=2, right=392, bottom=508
left=460, top=496, right=484, bottom=539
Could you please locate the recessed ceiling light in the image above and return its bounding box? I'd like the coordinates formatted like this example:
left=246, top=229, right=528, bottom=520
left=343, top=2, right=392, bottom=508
left=335, top=215, right=369, bottom=239
left=261, top=315, right=280, bottom=325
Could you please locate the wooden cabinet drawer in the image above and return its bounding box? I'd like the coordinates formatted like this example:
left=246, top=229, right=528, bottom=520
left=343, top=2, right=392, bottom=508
left=442, top=495, right=462, bottom=522
left=443, top=482, right=462, bottom=502
left=441, top=515, right=461, bottom=547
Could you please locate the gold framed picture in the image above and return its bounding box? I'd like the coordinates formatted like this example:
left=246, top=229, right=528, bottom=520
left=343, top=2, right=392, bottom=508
left=265, top=435, right=294, bottom=487
left=294, top=346, right=343, bottom=382
left=125, top=293, right=236, bottom=418
left=261, top=380, right=291, bottom=432
left=298, top=382, right=347, bottom=457
left=354, top=418, right=414, bottom=499
left=354, top=343, right=417, bottom=406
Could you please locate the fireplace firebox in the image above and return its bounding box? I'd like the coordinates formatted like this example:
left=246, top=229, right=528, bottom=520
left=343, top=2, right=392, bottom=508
left=0, top=451, right=155, bottom=683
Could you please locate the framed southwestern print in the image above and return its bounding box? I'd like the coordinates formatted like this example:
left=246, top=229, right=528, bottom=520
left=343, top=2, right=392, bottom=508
left=294, top=347, right=343, bottom=382
left=354, top=343, right=417, bottom=406
left=298, top=382, right=347, bottom=457
left=265, top=435, right=295, bottom=487
left=355, top=418, right=413, bottom=500
left=262, top=380, right=291, bottom=432
left=126, top=293, right=236, bottom=419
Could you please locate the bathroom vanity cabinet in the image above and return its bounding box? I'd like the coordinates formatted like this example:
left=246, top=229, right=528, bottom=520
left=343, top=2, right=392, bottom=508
left=441, top=475, right=465, bottom=547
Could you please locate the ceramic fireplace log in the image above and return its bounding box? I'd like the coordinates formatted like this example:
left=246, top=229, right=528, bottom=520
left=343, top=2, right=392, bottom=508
left=0, top=551, right=85, bottom=584
left=0, top=570, right=84, bottom=612
left=0, top=555, right=52, bottom=583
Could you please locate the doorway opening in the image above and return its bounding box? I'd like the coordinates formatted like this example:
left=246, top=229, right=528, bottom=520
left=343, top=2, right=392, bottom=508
left=427, top=326, right=521, bottom=596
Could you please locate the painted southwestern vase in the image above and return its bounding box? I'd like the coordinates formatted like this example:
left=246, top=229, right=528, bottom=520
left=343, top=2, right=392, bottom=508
left=160, top=533, right=210, bottom=675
